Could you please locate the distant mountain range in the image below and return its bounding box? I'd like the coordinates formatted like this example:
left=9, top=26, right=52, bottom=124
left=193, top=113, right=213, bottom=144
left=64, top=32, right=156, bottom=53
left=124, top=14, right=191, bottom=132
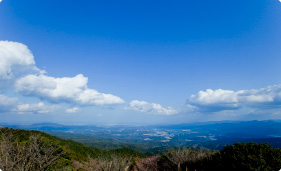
left=1, top=120, right=281, bottom=154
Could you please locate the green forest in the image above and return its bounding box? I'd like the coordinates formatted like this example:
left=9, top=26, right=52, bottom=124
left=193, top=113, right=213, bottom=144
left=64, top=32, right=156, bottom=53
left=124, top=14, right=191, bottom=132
left=0, top=127, right=281, bottom=171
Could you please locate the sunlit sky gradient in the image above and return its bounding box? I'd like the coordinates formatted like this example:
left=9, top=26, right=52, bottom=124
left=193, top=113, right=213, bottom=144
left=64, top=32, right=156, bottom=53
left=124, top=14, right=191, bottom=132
left=0, top=0, right=281, bottom=125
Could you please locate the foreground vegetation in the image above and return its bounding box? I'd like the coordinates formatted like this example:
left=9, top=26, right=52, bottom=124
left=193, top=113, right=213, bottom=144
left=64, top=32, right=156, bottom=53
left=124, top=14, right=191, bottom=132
left=0, top=128, right=281, bottom=170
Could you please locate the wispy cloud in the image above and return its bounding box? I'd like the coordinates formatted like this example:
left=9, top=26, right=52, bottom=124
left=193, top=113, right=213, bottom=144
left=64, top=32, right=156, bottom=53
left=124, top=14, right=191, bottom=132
left=0, top=94, right=18, bottom=112
left=186, top=85, right=281, bottom=113
left=14, top=102, right=55, bottom=114
left=65, top=107, right=80, bottom=113
left=0, top=93, right=56, bottom=114
left=126, top=100, right=178, bottom=115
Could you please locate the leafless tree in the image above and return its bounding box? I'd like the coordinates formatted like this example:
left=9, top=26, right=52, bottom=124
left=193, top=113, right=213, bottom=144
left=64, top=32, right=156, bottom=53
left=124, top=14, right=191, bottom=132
left=134, top=155, right=160, bottom=171
left=79, top=155, right=132, bottom=171
left=166, top=147, right=211, bottom=165
left=78, top=156, right=104, bottom=171
left=0, top=131, right=64, bottom=171
left=99, top=155, right=132, bottom=171
left=162, top=147, right=213, bottom=171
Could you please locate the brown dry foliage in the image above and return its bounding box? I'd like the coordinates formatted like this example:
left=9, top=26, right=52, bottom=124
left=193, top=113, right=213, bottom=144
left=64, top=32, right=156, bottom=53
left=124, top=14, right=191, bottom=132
left=75, top=155, right=132, bottom=171
left=158, top=147, right=214, bottom=171
left=134, top=155, right=160, bottom=171
left=0, top=131, right=64, bottom=171
left=166, top=148, right=210, bottom=165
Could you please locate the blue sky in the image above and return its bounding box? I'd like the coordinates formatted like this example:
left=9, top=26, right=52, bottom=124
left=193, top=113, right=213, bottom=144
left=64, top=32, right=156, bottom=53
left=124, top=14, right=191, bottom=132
left=0, top=0, right=281, bottom=125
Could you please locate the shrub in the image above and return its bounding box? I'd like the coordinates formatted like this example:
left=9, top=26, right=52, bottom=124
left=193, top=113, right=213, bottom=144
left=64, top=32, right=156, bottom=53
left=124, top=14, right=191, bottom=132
left=208, top=142, right=281, bottom=171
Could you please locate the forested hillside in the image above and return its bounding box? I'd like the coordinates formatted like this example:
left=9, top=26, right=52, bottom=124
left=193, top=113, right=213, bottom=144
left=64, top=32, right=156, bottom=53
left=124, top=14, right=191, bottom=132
left=0, top=127, right=281, bottom=170
left=0, top=128, right=144, bottom=170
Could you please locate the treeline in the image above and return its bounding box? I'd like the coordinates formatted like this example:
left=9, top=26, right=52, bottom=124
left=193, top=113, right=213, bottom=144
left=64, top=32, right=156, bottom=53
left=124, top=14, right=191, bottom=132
left=0, top=128, right=281, bottom=170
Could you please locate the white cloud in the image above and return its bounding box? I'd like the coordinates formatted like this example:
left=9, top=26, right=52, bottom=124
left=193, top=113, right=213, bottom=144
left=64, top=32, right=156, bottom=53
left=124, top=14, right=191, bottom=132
left=15, top=74, right=125, bottom=106
left=13, top=102, right=55, bottom=114
left=0, top=40, right=124, bottom=108
left=0, top=94, right=55, bottom=114
left=0, top=41, right=124, bottom=107
left=66, top=107, right=80, bottom=113
left=0, top=41, right=44, bottom=90
left=0, top=41, right=43, bottom=79
left=0, top=0, right=2, bottom=3
left=187, top=85, right=281, bottom=112
left=126, top=100, right=178, bottom=115
left=0, top=94, right=18, bottom=112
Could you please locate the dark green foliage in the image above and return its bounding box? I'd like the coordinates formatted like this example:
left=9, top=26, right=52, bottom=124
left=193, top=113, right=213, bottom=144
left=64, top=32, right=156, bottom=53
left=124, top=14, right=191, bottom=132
left=110, top=147, right=146, bottom=158
left=157, top=143, right=281, bottom=171
left=208, top=142, right=281, bottom=171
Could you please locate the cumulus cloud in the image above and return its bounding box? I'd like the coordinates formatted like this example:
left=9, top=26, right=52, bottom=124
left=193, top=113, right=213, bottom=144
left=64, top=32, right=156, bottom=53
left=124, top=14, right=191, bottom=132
left=0, top=41, right=43, bottom=89
left=187, top=85, right=281, bottom=112
left=126, top=100, right=178, bottom=115
left=13, top=102, right=55, bottom=114
left=0, top=40, right=124, bottom=107
left=0, top=94, right=18, bottom=112
left=15, top=74, right=125, bottom=106
left=66, top=107, right=80, bottom=113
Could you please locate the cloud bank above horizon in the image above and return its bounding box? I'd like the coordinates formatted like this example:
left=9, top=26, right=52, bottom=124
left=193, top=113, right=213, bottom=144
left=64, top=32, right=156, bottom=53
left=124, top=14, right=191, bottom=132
left=1, top=40, right=281, bottom=119
left=187, top=85, right=281, bottom=113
